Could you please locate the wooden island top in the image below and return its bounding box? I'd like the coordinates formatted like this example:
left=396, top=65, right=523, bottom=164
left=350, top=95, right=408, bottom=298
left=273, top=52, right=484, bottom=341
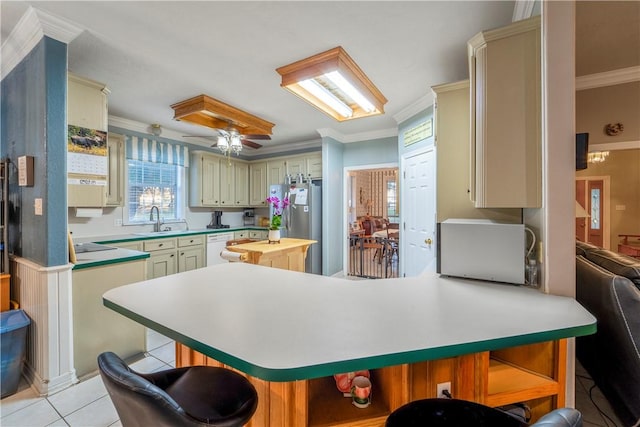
left=226, top=237, right=316, bottom=272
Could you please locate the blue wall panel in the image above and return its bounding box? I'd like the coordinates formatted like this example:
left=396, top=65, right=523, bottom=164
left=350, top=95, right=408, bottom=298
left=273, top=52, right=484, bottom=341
left=1, top=37, right=68, bottom=267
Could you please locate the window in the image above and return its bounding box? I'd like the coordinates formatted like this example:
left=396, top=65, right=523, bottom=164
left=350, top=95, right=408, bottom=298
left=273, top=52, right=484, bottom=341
left=386, top=179, right=398, bottom=221
left=123, top=135, right=188, bottom=225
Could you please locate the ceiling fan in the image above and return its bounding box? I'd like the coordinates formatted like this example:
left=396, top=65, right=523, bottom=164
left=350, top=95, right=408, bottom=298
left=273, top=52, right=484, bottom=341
left=172, top=94, right=275, bottom=150
left=183, top=126, right=270, bottom=149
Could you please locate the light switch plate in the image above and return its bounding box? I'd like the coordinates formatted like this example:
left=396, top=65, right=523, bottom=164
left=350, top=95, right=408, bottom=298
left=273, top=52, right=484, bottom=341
left=34, top=198, right=43, bottom=215
left=18, top=155, right=34, bottom=187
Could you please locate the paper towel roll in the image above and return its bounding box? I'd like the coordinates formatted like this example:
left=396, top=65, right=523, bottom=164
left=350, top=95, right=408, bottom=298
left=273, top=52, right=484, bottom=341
left=219, top=250, right=247, bottom=262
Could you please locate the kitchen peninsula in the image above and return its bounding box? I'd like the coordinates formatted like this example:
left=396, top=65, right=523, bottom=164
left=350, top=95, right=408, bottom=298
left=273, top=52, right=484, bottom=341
left=103, top=263, right=596, bottom=426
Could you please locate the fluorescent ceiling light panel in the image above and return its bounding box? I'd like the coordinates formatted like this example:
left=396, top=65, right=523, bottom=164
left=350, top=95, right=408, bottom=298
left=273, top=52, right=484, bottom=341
left=324, top=71, right=375, bottom=113
left=299, top=78, right=353, bottom=118
left=276, top=46, right=387, bottom=122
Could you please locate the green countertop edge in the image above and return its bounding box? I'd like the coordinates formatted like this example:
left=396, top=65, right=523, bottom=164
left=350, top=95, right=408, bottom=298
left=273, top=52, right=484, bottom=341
left=103, top=299, right=597, bottom=382
left=95, top=227, right=269, bottom=244
left=73, top=253, right=150, bottom=270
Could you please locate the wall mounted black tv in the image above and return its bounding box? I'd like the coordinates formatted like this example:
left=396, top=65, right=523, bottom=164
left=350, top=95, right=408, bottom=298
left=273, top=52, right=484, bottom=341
left=576, top=133, right=589, bottom=170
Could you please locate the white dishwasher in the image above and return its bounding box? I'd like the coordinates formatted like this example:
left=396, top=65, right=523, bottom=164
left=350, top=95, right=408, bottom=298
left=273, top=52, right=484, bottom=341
left=206, top=232, right=235, bottom=266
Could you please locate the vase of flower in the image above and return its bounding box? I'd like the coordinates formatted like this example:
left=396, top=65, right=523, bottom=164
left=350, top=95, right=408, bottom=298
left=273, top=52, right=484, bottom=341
left=266, top=196, right=289, bottom=244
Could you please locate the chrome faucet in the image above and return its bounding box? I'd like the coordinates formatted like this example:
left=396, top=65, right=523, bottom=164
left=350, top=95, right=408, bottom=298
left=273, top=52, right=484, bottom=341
left=150, top=205, right=161, bottom=232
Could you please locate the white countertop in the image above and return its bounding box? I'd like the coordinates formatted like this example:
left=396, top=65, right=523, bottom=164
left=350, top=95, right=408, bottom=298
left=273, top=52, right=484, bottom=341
left=103, top=263, right=596, bottom=381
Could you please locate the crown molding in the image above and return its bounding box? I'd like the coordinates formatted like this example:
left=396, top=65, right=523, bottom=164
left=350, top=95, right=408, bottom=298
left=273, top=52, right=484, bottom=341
left=590, top=140, right=640, bottom=152
left=317, top=127, right=397, bottom=144
left=392, top=92, right=434, bottom=124
left=576, top=66, right=640, bottom=91
left=1, top=7, right=83, bottom=79
left=512, top=0, right=536, bottom=22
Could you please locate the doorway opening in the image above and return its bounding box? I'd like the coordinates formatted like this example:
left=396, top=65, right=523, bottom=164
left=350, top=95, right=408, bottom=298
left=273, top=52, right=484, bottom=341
left=576, top=176, right=610, bottom=249
left=344, top=166, right=399, bottom=278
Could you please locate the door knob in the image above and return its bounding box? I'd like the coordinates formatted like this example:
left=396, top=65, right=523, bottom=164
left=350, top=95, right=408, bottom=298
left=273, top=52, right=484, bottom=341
left=425, top=238, right=432, bottom=245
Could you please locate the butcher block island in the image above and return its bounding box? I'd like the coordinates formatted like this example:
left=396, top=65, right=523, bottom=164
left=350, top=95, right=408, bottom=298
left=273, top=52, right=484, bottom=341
left=225, top=237, right=316, bottom=272
left=103, top=263, right=595, bottom=427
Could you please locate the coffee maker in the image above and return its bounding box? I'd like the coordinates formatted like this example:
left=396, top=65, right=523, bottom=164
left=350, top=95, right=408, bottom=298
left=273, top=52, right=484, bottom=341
left=207, top=211, right=229, bottom=229
left=243, top=208, right=255, bottom=226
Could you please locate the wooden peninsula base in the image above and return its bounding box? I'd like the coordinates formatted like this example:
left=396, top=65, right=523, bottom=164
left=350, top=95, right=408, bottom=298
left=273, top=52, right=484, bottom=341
left=176, top=339, right=567, bottom=427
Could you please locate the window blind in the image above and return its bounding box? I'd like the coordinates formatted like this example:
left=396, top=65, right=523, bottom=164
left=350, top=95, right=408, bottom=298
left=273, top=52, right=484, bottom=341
left=125, top=135, right=189, bottom=167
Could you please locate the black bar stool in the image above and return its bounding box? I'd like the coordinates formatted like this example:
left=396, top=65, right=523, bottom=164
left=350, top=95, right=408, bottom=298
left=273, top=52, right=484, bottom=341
left=386, top=398, right=583, bottom=427
left=98, top=352, right=258, bottom=427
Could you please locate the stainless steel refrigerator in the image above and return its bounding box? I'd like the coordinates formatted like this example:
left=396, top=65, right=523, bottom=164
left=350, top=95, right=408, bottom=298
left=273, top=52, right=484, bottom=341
left=269, top=180, right=322, bottom=275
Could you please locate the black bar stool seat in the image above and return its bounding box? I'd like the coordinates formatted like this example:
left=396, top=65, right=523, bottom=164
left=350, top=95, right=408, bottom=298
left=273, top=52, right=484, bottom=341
left=386, top=398, right=583, bottom=427
left=98, top=351, right=258, bottom=427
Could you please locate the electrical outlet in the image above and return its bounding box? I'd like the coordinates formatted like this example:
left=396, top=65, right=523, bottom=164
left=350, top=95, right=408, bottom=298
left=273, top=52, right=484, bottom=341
left=436, top=381, right=451, bottom=398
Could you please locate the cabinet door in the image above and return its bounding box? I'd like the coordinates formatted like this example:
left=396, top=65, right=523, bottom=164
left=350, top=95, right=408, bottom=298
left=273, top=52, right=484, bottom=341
left=305, top=153, right=322, bottom=179
left=286, top=156, right=306, bottom=180
left=190, top=153, right=220, bottom=207
left=148, top=250, right=177, bottom=278
left=178, top=247, right=204, bottom=272
left=234, top=230, right=248, bottom=239
left=249, top=162, right=268, bottom=207
left=267, top=160, right=286, bottom=186
left=105, top=134, right=124, bottom=207
left=68, top=73, right=109, bottom=131
left=219, top=160, right=235, bottom=206
left=469, top=16, right=541, bottom=208
left=234, top=162, right=249, bottom=206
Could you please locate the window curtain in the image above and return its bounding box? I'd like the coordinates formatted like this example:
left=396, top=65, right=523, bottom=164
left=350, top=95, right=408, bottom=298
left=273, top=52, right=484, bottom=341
left=125, top=135, right=189, bottom=167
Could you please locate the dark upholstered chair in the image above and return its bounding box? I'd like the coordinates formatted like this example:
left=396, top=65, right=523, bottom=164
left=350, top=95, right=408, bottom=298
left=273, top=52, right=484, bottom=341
left=98, top=352, right=258, bottom=427
left=385, top=399, right=582, bottom=427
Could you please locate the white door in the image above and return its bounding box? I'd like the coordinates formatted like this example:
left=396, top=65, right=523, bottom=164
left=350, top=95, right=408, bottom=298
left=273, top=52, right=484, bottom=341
left=402, top=147, right=436, bottom=276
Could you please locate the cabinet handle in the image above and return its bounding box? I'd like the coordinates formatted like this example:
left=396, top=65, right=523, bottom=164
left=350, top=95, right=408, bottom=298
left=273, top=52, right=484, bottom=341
left=180, top=252, right=184, bottom=256
left=159, top=243, right=163, bottom=247
left=170, top=254, right=174, bottom=257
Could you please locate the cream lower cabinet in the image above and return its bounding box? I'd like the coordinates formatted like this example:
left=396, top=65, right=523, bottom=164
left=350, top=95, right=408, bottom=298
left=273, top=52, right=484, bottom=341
left=144, top=238, right=177, bottom=279
left=249, top=230, right=268, bottom=240
left=468, top=16, right=541, bottom=208
left=177, top=235, right=205, bottom=272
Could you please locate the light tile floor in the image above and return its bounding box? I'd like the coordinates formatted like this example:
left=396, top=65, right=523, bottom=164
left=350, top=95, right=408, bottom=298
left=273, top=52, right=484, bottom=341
left=0, top=331, right=625, bottom=427
left=0, top=329, right=174, bottom=427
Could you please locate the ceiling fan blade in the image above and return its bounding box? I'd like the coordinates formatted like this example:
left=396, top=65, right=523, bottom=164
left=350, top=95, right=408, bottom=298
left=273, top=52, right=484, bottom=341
left=241, top=134, right=271, bottom=140
left=241, top=139, right=262, bottom=149
left=183, top=135, right=217, bottom=138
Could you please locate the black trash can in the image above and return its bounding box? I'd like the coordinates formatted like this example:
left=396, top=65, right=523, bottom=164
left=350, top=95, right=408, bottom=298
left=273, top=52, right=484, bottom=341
left=386, top=398, right=528, bottom=427
left=1, top=309, right=31, bottom=398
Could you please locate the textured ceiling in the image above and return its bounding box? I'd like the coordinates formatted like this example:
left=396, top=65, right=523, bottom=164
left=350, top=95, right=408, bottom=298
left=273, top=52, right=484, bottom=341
left=1, top=1, right=637, bottom=154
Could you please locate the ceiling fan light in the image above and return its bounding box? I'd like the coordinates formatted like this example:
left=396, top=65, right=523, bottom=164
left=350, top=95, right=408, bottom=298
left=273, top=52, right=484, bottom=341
left=324, top=71, right=375, bottom=113
left=299, top=78, right=353, bottom=118
left=217, top=135, right=229, bottom=152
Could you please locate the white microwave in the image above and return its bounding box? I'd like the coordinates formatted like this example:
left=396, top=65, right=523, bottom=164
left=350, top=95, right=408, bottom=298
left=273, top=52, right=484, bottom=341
left=437, top=219, right=525, bottom=285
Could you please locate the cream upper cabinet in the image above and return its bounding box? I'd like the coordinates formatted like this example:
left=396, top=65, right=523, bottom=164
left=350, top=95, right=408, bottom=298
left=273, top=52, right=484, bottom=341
left=305, top=153, right=322, bottom=179
left=249, top=162, right=268, bottom=207
left=67, top=73, right=109, bottom=208
left=285, top=156, right=305, bottom=179
left=68, top=73, right=109, bottom=131
left=219, top=159, right=235, bottom=206
left=234, top=161, right=249, bottom=206
left=433, top=80, right=521, bottom=224
left=468, top=16, right=541, bottom=208
left=267, top=159, right=286, bottom=186
left=105, top=133, right=124, bottom=207
left=190, top=151, right=221, bottom=207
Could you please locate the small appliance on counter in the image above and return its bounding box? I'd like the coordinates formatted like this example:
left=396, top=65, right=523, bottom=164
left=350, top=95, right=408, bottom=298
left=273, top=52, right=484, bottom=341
left=207, top=211, right=230, bottom=229
left=437, top=219, right=525, bottom=284
left=243, top=208, right=255, bottom=226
